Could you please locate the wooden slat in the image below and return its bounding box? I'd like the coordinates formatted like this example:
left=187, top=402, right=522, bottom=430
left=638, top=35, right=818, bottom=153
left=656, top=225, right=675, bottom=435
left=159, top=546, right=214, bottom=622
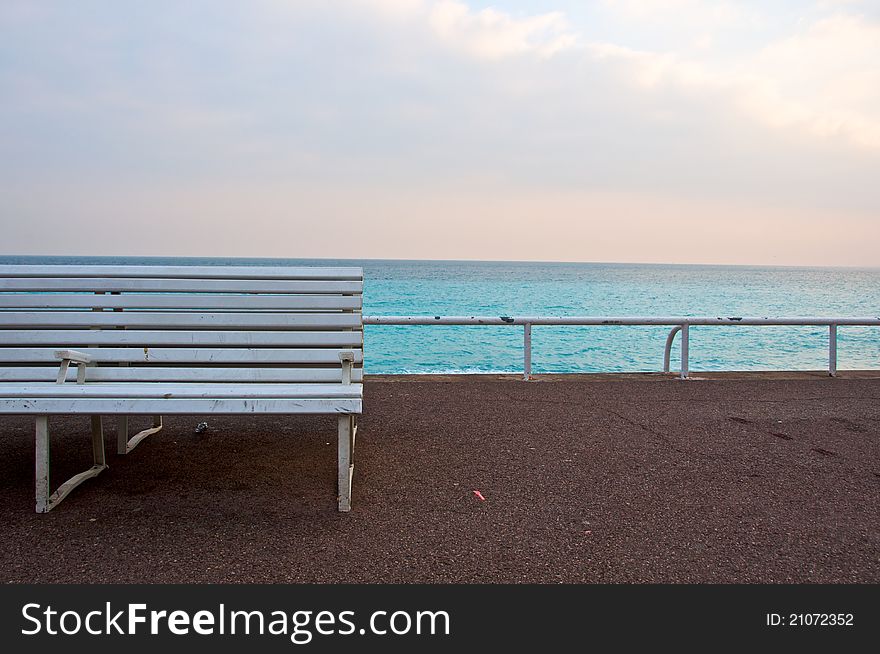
left=0, top=383, right=363, bottom=399
left=0, top=294, right=362, bottom=310
left=0, top=397, right=362, bottom=415
left=0, top=366, right=364, bottom=383
left=0, top=311, right=361, bottom=330
left=0, top=265, right=363, bottom=280
left=0, top=329, right=363, bottom=347
left=0, top=278, right=362, bottom=294
left=0, top=348, right=363, bottom=364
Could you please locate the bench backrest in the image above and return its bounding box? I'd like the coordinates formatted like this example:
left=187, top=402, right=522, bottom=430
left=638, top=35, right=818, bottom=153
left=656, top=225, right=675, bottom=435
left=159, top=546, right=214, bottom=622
left=0, top=265, right=363, bottom=385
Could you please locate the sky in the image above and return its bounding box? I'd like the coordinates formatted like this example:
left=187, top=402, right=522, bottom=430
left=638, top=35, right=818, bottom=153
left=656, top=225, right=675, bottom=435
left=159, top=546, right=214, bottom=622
left=1, top=0, right=878, bottom=265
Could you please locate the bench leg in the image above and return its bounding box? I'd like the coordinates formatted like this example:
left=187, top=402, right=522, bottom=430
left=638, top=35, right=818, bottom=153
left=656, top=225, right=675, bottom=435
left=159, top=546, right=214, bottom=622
left=117, top=415, right=163, bottom=455
left=35, top=415, right=109, bottom=513
left=337, top=415, right=356, bottom=512
left=35, top=416, right=50, bottom=513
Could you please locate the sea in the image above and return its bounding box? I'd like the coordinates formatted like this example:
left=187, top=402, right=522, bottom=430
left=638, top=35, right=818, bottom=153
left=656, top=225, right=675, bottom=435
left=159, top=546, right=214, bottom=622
left=2, top=256, right=879, bottom=374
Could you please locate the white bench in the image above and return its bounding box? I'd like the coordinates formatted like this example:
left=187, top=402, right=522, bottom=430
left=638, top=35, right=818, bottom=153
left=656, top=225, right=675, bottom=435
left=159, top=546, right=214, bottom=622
left=0, top=264, right=363, bottom=513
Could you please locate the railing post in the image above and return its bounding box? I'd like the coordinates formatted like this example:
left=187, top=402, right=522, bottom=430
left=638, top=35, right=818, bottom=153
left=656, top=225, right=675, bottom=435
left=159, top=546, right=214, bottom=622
left=523, top=322, right=532, bottom=380
left=663, top=325, right=681, bottom=373
left=680, top=323, right=689, bottom=379
left=828, top=324, right=837, bottom=377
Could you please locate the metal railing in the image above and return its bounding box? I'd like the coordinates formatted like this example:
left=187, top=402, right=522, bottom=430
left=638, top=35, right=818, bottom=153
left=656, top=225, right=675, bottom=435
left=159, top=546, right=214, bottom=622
left=362, top=316, right=880, bottom=380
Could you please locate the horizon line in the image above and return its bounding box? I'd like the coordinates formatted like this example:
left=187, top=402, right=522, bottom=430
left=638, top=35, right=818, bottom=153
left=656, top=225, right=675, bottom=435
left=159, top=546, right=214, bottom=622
left=0, top=253, right=878, bottom=271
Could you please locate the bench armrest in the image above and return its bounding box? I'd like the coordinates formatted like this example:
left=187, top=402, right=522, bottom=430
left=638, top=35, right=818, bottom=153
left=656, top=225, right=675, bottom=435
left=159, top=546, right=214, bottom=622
left=339, top=351, right=355, bottom=385
left=55, top=350, right=92, bottom=384
left=55, top=350, right=92, bottom=365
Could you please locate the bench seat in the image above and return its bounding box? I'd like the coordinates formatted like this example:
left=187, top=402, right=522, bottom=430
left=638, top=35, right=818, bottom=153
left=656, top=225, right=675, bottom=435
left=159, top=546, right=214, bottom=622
left=0, top=383, right=362, bottom=414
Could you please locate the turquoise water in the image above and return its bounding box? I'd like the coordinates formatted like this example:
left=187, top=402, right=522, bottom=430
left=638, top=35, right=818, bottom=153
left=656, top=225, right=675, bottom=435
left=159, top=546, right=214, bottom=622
left=2, top=256, right=879, bottom=373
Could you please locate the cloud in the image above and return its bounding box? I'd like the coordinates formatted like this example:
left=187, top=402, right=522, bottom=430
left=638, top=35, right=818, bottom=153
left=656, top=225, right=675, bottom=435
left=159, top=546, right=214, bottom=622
left=426, top=0, right=577, bottom=59
left=585, top=11, right=880, bottom=150
left=744, top=14, right=880, bottom=148
left=356, top=0, right=426, bottom=19
left=356, top=0, right=880, bottom=150
left=601, top=0, right=762, bottom=30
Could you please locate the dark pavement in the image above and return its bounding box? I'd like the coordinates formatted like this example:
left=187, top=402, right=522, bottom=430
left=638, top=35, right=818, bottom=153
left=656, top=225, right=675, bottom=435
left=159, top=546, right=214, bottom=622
left=1, top=375, right=878, bottom=583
